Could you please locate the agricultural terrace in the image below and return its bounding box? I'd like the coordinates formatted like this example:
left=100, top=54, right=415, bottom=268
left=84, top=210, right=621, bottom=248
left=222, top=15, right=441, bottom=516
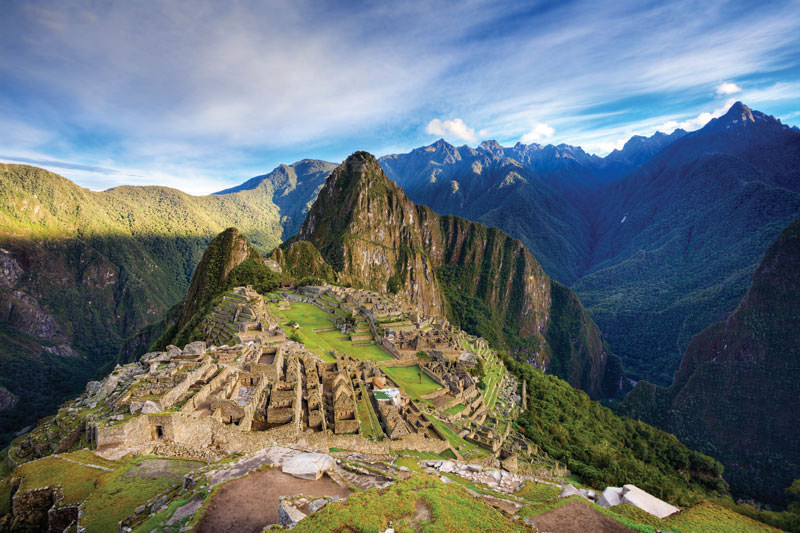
left=11, top=451, right=201, bottom=533
left=462, top=338, right=504, bottom=409
left=269, top=301, right=392, bottom=363
left=381, top=365, right=442, bottom=400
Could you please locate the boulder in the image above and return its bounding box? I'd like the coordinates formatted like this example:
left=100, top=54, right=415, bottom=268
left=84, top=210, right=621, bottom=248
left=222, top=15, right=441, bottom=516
left=620, top=484, right=679, bottom=519
left=140, top=400, right=162, bottom=414
left=308, top=498, right=328, bottom=513
left=281, top=453, right=336, bottom=480
left=130, top=402, right=144, bottom=415
left=182, top=341, right=206, bottom=356
left=559, top=484, right=581, bottom=499
left=278, top=499, right=307, bottom=528
left=579, top=488, right=597, bottom=500
left=437, top=460, right=456, bottom=473
left=597, top=487, right=623, bottom=508
left=85, top=381, right=102, bottom=396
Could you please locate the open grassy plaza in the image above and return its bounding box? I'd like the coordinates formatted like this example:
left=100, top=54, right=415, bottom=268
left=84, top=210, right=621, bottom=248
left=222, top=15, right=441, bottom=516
left=381, top=365, right=442, bottom=400
left=269, top=300, right=393, bottom=363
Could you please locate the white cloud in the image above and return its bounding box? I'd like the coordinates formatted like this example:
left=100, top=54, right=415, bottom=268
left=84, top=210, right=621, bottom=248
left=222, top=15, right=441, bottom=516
left=716, top=82, right=742, bottom=95
left=520, top=123, right=555, bottom=143
left=425, top=118, right=479, bottom=143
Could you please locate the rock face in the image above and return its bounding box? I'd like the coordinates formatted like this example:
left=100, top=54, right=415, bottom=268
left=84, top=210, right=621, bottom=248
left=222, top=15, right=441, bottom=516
left=280, top=151, right=621, bottom=398
left=294, top=153, right=446, bottom=317
left=622, top=216, right=800, bottom=504
left=281, top=452, right=336, bottom=481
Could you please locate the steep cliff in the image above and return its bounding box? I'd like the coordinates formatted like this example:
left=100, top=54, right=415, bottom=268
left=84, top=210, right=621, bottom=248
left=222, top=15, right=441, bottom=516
left=622, top=217, right=800, bottom=504
left=278, top=151, right=621, bottom=398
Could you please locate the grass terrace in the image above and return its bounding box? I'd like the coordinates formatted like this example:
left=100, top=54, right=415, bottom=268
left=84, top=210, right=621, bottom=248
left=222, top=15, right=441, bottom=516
left=10, top=451, right=202, bottom=533
left=270, top=301, right=392, bottom=362
left=382, top=365, right=441, bottom=400
left=357, top=385, right=385, bottom=440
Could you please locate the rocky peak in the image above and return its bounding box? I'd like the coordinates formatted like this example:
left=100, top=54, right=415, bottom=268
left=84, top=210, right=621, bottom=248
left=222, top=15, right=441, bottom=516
left=709, top=101, right=776, bottom=130
left=177, top=227, right=259, bottom=330
left=478, top=140, right=505, bottom=157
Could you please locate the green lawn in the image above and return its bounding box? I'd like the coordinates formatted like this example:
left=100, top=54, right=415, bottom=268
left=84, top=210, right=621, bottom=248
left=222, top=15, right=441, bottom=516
left=444, top=404, right=466, bottom=415
left=82, top=456, right=202, bottom=533
left=382, top=365, right=441, bottom=400
left=425, top=415, right=488, bottom=458
left=271, top=301, right=392, bottom=362
left=357, top=385, right=385, bottom=440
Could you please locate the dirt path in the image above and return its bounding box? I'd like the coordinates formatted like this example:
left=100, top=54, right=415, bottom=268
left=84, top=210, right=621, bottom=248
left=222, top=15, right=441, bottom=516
left=196, top=469, right=352, bottom=533
left=527, top=500, right=634, bottom=533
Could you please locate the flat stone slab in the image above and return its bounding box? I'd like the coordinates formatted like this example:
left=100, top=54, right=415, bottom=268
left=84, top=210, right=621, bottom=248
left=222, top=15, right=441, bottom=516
left=620, top=484, right=679, bottom=519
left=282, top=452, right=336, bottom=481
left=207, top=446, right=301, bottom=487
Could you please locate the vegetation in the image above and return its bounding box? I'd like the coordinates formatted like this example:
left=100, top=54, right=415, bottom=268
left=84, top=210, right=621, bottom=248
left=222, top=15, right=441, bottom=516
left=8, top=450, right=201, bottom=533
left=357, top=385, right=385, bottom=440
left=502, top=352, right=727, bottom=507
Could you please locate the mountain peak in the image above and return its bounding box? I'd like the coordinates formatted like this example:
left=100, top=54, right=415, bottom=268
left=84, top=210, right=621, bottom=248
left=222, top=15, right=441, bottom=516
left=723, top=101, right=755, bottom=122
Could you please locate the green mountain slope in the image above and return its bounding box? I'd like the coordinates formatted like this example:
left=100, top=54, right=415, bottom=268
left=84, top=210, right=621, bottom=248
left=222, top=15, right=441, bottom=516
left=621, top=216, right=800, bottom=505
left=0, top=161, right=332, bottom=444
left=277, top=151, right=623, bottom=398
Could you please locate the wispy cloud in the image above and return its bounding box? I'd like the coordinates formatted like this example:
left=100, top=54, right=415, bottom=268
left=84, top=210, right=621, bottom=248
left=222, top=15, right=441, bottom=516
left=0, top=0, right=798, bottom=192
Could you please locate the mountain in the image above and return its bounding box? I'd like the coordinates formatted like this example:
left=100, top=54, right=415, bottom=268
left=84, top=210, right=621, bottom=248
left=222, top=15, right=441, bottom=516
left=621, top=216, right=800, bottom=505
left=215, top=159, right=337, bottom=238
left=276, top=151, right=624, bottom=398
left=602, top=129, right=688, bottom=173
left=578, top=102, right=800, bottom=383
left=381, top=102, right=800, bottom=386
left=0, top=160, right=333, bottom=444
left=378, top=130, right=685, bottom=285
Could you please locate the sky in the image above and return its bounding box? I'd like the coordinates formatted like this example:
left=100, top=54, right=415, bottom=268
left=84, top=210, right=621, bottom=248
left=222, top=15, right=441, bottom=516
left=1, top=0, right=799, bottom=195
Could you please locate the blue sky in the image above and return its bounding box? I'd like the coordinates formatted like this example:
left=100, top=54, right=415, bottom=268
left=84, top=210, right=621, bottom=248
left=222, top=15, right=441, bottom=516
left=1, top=0, right=799, bottom=194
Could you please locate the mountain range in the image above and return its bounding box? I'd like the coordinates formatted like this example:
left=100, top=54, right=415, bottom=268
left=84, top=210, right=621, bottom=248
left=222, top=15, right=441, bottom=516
left=1, top=102, right=798, bottom=502
left=381, top=102, right=800, bottom=383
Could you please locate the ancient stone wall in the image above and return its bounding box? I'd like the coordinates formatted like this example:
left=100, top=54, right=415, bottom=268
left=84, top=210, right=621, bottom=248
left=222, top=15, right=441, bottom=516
left=161, top=361, right=214, bottom=408
left=179, top=366, right=232, bottom=414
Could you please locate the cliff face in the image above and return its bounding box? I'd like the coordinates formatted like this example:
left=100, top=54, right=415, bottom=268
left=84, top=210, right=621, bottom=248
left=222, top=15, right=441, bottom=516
left=622, top=217, right=800, bottom=504
left=295, top=152, right=445, bottom=317
left=282, top=151, right=620, bottom=398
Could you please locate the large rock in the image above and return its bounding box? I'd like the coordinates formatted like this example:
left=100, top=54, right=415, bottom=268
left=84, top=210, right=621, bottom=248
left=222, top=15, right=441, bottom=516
left=278, top=498, right=308, bottom=528
left=620, top=484, right=679, bottom=519
left=140, top=400, right=162, bottom=414
left=597, top=486, right=623, bottom=508
left=281, top=453, right=336, bottom=480
left=0, top=386, right=19, bottom=411
left=559, top=484, right=581, bottom=499
left=84, top=381, right=102, bottom=396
